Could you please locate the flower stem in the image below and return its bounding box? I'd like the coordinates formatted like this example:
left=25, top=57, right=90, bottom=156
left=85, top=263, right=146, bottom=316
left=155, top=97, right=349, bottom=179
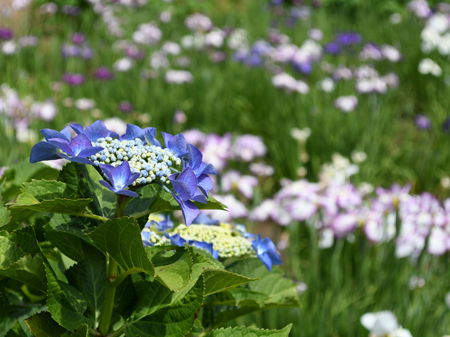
left=97, top=195, right=130, bottom=336
left=73, top=212, right=109, bottom=222
left=107, top=325, right=125, bottom=337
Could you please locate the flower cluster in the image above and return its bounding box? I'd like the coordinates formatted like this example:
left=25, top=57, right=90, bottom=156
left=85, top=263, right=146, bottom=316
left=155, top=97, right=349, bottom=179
left=29, top=120, right=216, bottom=225
left=141, top=213, right=282, bottom=271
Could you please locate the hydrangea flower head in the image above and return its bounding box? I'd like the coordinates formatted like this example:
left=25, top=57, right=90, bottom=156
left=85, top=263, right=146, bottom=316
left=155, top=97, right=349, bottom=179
left=99, top=161, right=140, bottom=197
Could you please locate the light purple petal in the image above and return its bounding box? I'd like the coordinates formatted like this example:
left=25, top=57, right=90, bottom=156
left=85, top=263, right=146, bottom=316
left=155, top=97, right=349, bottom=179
left=188, top=144, right=203, bottom=169
left=78, top=146, right=104, bottom=158
left=176, top=167, right=198, bottom=193
left=145, top=129, right=162, bottom=147
left=162, top=132, right=174, bottom=148
left=197, top=174, right=212, bottom=197
left=116, top=189, right=139, bottom=197
left=48, top=138, right=74, bottom=157
left=99, top=180, right=117, bottom=193
left=170, top=180, right=192, bottom=201
left=70, top=123, right=84, bottom=134
left=172, top=193, right=200, bottom=226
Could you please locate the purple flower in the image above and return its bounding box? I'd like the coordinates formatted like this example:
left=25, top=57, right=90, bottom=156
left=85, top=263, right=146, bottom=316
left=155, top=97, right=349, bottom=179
left=221, top=170, right=258, bottom=199
left=0, top=28, right=13, bottom=40
left=145, top=131, right=189, bottom=159
left=48, top=133, right=103, bottom=165
left=80, top=47, right=93, bottom=60
left=147, top=214, right=174, bottom=231
left=72, top=32, right=84, bottom=45
left=173, top=110, right=187, bottom=124
left=170, top=234, right=186, bottom=246
left=30, top=126, right=72, bottom=163
left=61, top=44, right=79, bottom=57
left=443, top=117, right=450, bottom=133
left=119, top=101, right=133, bottom=113
left=415, top=115, right=432, bottom=130
left=251, top=234, right=282, bottom=271
left=120, top=124, right=155, bottom=142
left=170, top=167, right=207, bottom=226
left=190, top=241, right=219, bottom=259
left=187, top=144, right=217, bottom=197
left=71, top=120, right=120, bottom=142
left=192, top=213, right=219, bottom=225
left=62, top=73, right=85, bottom=86
left=232, top=134, right=267, bottom=162
left=94, top=66, right=114, bottom=81
left=99, top=161, right=140, bottom=197
left=336, top=32, right=362, bottom=46
left=324, top=42, right=341, bottom=55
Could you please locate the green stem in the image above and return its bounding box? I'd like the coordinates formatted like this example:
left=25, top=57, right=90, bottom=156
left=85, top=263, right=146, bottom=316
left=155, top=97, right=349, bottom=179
left=97, top=195, right=130, bottom=336
left=107, top=325, right=125, bottom=337
left=98, top=256, right=118, bottom=336
left=89, top=328, right=102, bottom=336
left=73, top=213, right=109, bottom=222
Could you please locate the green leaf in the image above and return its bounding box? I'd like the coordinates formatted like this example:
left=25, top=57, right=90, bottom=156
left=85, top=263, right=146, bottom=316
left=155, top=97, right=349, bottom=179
left=5, top=321, right=27, bottom=337
left=2, top=160, right=58, bottom=203
left=124, top=274, right=204, bottom=337
left=149, top=245, right=193, bottom=292
left=24, top=312, right=67, bottom=337
left=46, top=214, right=101, bottom=253
left=203, top=269, right=257, bottom=296
left=89, top=217, right=155, bottom=277
left=226, top=258, right=300, bottom=307
left=204, top=324, right=292, bottom=337
left=6, top=180, right=92, bottom=216
left=211, top=288, right=269, bottom=307
left=0, top=179, right=11, bottom=228
left=66, top=244, right=106, bottom=328
left=6, top=226, right=41, bottom=256
left=44, top=260, right=92, bottom=331
left=44, top=226, right=84, bottom=262
left=57, top=162, right=80, bottom=195
left=0, top=254, right=47, bottom=294
left=110, top=275, right=138, bottom=328
left=69, top=324, right=89, bottom=337
left=75, top=164, right=116, bottom=219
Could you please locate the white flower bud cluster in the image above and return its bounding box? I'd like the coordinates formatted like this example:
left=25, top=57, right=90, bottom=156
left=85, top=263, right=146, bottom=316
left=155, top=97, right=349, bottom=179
left=88, top=137, right=182, bottom=186
left=173, top=223, right=255, bottom=258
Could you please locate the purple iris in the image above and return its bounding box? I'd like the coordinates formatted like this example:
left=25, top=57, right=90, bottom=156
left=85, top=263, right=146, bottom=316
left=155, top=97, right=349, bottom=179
left=30, top=126, right=72, bottom=163
left=251, top=234, right=282, bottom=271
left=71, top=120, right=120, bottom=142
left=99, top=161, right=140, bottom=197
left=244, top=53, right=262, bottom=67
left=61, top=44, right=79, bottom=58
left=324, top=42, right=341, bottom=55
left=0, top=28, right=13, bottom=40
left=336, top=32, right=362, bottom=46
left=442, top=117, right=450, bottom=133
left=145, top=131, right=188, bottom=159
left=187, top=144, right=216, bottom=197
left=415, top=115, right=432, bottom=130
left=62, top=73, right=85, bottom=86
left=119, top=101, right=134, bottom=113
left=293, top=60, right=313, bottom=74
left=48, top=133, right=104, bottom=165
left=94, top=66, right=114, bottom=81
left=80, top=47, right=94, bottom=60
left=169, top=167, right=207, bottom=226
left=72, top=32, right=84, bottom=45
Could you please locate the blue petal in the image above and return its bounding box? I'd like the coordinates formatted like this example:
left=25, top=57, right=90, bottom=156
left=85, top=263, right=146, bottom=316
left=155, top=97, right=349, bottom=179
left=40, top=128, right=70, bottom=142
left=161, top=132, right=173, bottom=148
left=99, top=164, right=116, bottom=187
left=197, top=174, right=213, bottom=197
left=187, top=144, right=203, bottom=170
left=120, top=125, right=154, bottom=141
left=258, top=252, right=273, bottom=271
left=60, top=126, right=72, bottom=141
left=48, top=138, right=74, bottom=157
left=30, top=141, right=60, bottom=163
left=172, top=193, right=199, bottom=226
left=145, top=129, right=162, bottom=147
left=191, top=188, right=207, bottom=204
left=70, top=123, right=85, bottom=134
left=78, top=146, right=104, bottom=158
left=192, top=213, right=219, bottom=225
left=167, top=133, right=188, bottom=158
left=116, top=189, right=139, bottom=197
left=170, top=180, right=192, bottom=201
left=99, top=180, right=118, bottom=193
left=70, top=133, right=95, bottom=156
left=170, top=234, right=186, bottom=246
left=62, top=155, right=95, bottom=165
left=84, top=120, right=119, bottom=142
left=176, top=167, right=198, bottom=194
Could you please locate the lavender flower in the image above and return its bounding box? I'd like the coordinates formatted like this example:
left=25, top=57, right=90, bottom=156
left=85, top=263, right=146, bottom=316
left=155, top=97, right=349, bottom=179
left=94, top=66, right=114, bottom=81
left=0, top=28, right=13, bottom=40
left=415, top=115, right=432, bottom=130
left=62, top=73, right=85, bottom=86
left=119, top=101, right=133, bottom=113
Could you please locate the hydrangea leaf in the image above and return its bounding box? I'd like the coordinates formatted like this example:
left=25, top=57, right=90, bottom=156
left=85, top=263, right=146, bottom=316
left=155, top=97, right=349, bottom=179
left=203, top=269, right=258, bottom=296
left=1, top=160, right=58, bottom=203
left=65, top=244, right=106, bottom=328
left=0, top=180, right=11, bottom=228
left=6, top=180, right=92, bottom=216
left=124, top=274, right=204, bottom=337
left=44, top=259, right=92, bottom=331
left=226, top=258, right=300, bottom=306
left=148, top=245, right=193, bottom=292
left=0, top=227, right=46, bottom=294
left=211, top=288, right=270, bottom=307
left=110, top=274, right=138, bottom=329
left=75, top=164, right=117, bottom=219
left=89, top=217, right=155, bottom=278
left=204, top=324, right=292, bottom=337
left=46, top=214, right=101, bottom=254
left=69, top=324, right=89, bottom=337
left=4, top=321, right=27, bottom=337
left=0, top=254, right=47, bottom=294
left=24, top=312, right=67, bottom=337
left=44, top=225, right=84, bottom=262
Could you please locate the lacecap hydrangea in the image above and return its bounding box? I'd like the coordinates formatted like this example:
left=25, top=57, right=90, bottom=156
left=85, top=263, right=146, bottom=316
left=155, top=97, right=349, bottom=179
left=141, top=213, right=283, bottom=271
left=29, top=120, right=216, bottom=225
